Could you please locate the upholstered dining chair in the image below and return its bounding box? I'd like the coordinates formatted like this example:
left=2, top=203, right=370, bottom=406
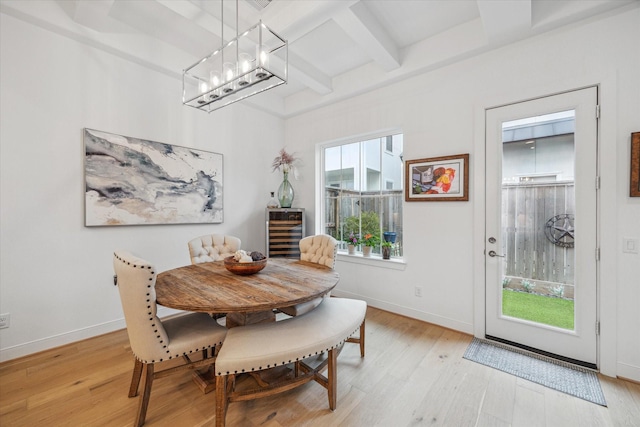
left=113, top=251, right=227, bottom=427
left=280, top=235, right=365, bottom=356
left=188, top=234, right=241, bottom=264
left=279, top=234, right=338, bottom=317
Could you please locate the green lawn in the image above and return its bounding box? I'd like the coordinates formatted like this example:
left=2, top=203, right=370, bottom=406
left=502, top=289, right=574, bottom=330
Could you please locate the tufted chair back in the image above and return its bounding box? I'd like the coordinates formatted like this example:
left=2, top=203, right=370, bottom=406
left=188, top=234, right=241, bottom=264
left=299, top=235, right=338, bottom=268
left=113, top=251, right=169, bottom=363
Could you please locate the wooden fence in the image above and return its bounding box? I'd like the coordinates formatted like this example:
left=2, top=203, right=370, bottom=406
left=324, top=188, right=403, bottom=254
left=502, top=182, right=575, bottom=284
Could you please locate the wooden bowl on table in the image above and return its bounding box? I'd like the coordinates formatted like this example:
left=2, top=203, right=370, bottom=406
left=223, top=256, right=267, bottom=276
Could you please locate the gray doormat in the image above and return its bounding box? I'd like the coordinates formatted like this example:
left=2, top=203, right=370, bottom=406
left=463, top=338, right=606, bottom=406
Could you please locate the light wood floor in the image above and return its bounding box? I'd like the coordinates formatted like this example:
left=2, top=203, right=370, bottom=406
left=1, top=307, right=639, bottom=426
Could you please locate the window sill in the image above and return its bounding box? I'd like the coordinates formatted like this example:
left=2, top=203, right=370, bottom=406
left=336, top=252, right=406, bottom=270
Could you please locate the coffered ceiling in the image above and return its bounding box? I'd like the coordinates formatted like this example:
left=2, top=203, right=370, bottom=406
left=1, top=0, right=636, bottom=117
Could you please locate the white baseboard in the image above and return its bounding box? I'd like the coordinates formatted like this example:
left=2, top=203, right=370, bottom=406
left=616, top=362, right=640, bottom=383
left=331, top=290, right=474, bottom=335
left=0, top=307, right=178, bottom=363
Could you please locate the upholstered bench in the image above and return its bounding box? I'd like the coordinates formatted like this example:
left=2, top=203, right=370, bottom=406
left=214, top=297, right=366, bottom=427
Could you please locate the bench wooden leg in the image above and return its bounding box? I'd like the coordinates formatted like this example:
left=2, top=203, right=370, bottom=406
left=135, top=363, right=154, bottom=427
left=328, top=348, right=337, bottom=410
left=215, top=375, right=228, bottom=427
left=128, top=358, right=143, bottom=397
left=346, top=320, right=366, bottom=358
left=359, top=320, right=365, bottom=357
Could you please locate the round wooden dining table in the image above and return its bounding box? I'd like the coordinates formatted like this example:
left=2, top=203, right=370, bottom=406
left=155, top=258, right=339, bottom=328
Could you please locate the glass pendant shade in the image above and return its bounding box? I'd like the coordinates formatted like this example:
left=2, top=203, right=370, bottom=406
left=237, top=53, right=252, bottom=86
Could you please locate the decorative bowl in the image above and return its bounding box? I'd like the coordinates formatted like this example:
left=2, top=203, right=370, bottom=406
left=223, top=256, right=267, bottom=276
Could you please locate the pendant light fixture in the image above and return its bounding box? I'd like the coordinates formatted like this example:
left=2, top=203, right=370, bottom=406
left=182, top=0, right=287, bottom=112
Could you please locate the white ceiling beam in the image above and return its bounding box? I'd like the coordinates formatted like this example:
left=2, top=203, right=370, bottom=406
left=532, top=0, right=636, bottom=31
left=0, top=0, right=189, bottom=79
left=262, top=0, right=359, bottom=42
left=239, top=88, right=286, bottom=117
left=179, top=0, right=257, bottom=42
left=260, top=1, right=353, bottom=96
left=155, top=1, right=224, bottom=36
left=477, top=0, right=532, bottom=44
left=332, top=1, right=400, bottom=72
left=288, top=52, right=332, bottom=95
left=284, top=17, right=489, bottom=117
left=68, top=0, right=135, bottom=33
left=156, top=0, right=202, bottom=21
left=107, top=0, right=217, bottom=57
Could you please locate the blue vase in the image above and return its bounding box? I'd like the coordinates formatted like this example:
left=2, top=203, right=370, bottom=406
left=383, top=232, right=397, bottom=243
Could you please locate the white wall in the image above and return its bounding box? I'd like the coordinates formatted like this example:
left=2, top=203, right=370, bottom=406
left=286, top=8, right=640, bottom=380
left=0, top=13, right=285, bottom=360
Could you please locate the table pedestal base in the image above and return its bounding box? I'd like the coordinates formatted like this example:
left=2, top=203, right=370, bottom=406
left=192, top=369, right=216, bottom=393
left=225, top=310, right=275, bottom=328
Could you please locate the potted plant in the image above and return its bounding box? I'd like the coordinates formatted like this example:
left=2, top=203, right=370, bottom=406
left=381, top=241, right=393, bottom=259
left=344, top=232, right=361, bottom=255
left=362, top=233, right=380, bottom=257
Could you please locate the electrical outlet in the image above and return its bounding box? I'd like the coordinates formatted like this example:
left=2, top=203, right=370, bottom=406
left=623, top=238, right=639, bottom=254
left=0, top=313, right=10, bottom=329
left=415, top=286, right=423, bottom=297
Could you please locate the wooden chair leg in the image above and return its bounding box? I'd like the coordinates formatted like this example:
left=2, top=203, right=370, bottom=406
left=128, top=358, right=144, bottom=398
left=346, top=320, right=366, bottom=357
left=359, top=320, right=365, bottom=357
left=215, top=375, right=228, bottom=427
left=328, top=348, right=337, bottom=410
left=135, top=363, right=154, bottom=427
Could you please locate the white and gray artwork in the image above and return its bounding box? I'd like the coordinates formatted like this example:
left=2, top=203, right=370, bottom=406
left=84, top=128, right=223, bottom=226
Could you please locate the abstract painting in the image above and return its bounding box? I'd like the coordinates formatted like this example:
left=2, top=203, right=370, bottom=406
left=84, top=128, right=223, bottom=226
left=405, top=153, right=469, bottom=202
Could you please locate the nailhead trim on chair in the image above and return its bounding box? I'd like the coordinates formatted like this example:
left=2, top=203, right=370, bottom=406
left=114, top=252, right=225, bottom=363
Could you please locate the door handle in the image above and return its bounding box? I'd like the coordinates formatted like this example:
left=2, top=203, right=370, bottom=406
left=488, top=250, right=505, bottom=258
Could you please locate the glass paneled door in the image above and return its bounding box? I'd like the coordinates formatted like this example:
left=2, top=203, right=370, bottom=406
left=485, top=88, right=598, bottom=367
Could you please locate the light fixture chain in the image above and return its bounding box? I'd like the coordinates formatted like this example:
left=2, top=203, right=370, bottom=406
left=236, top=0, right=239, bottom=67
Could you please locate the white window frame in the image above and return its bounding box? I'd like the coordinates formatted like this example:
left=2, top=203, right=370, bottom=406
left=315, top=128, right=406, bottom=267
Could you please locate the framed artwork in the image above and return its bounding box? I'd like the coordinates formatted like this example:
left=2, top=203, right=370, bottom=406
left=84, top=128, right=223, bottom=226
left=405, top=153, right=469, bottom=202
left=631, top=132, right=640, bottom=197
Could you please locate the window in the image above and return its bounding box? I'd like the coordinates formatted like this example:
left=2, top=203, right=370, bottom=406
left=321, top=133, right=404, bottom=258
left=384, top=136, right=393, bottom=153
